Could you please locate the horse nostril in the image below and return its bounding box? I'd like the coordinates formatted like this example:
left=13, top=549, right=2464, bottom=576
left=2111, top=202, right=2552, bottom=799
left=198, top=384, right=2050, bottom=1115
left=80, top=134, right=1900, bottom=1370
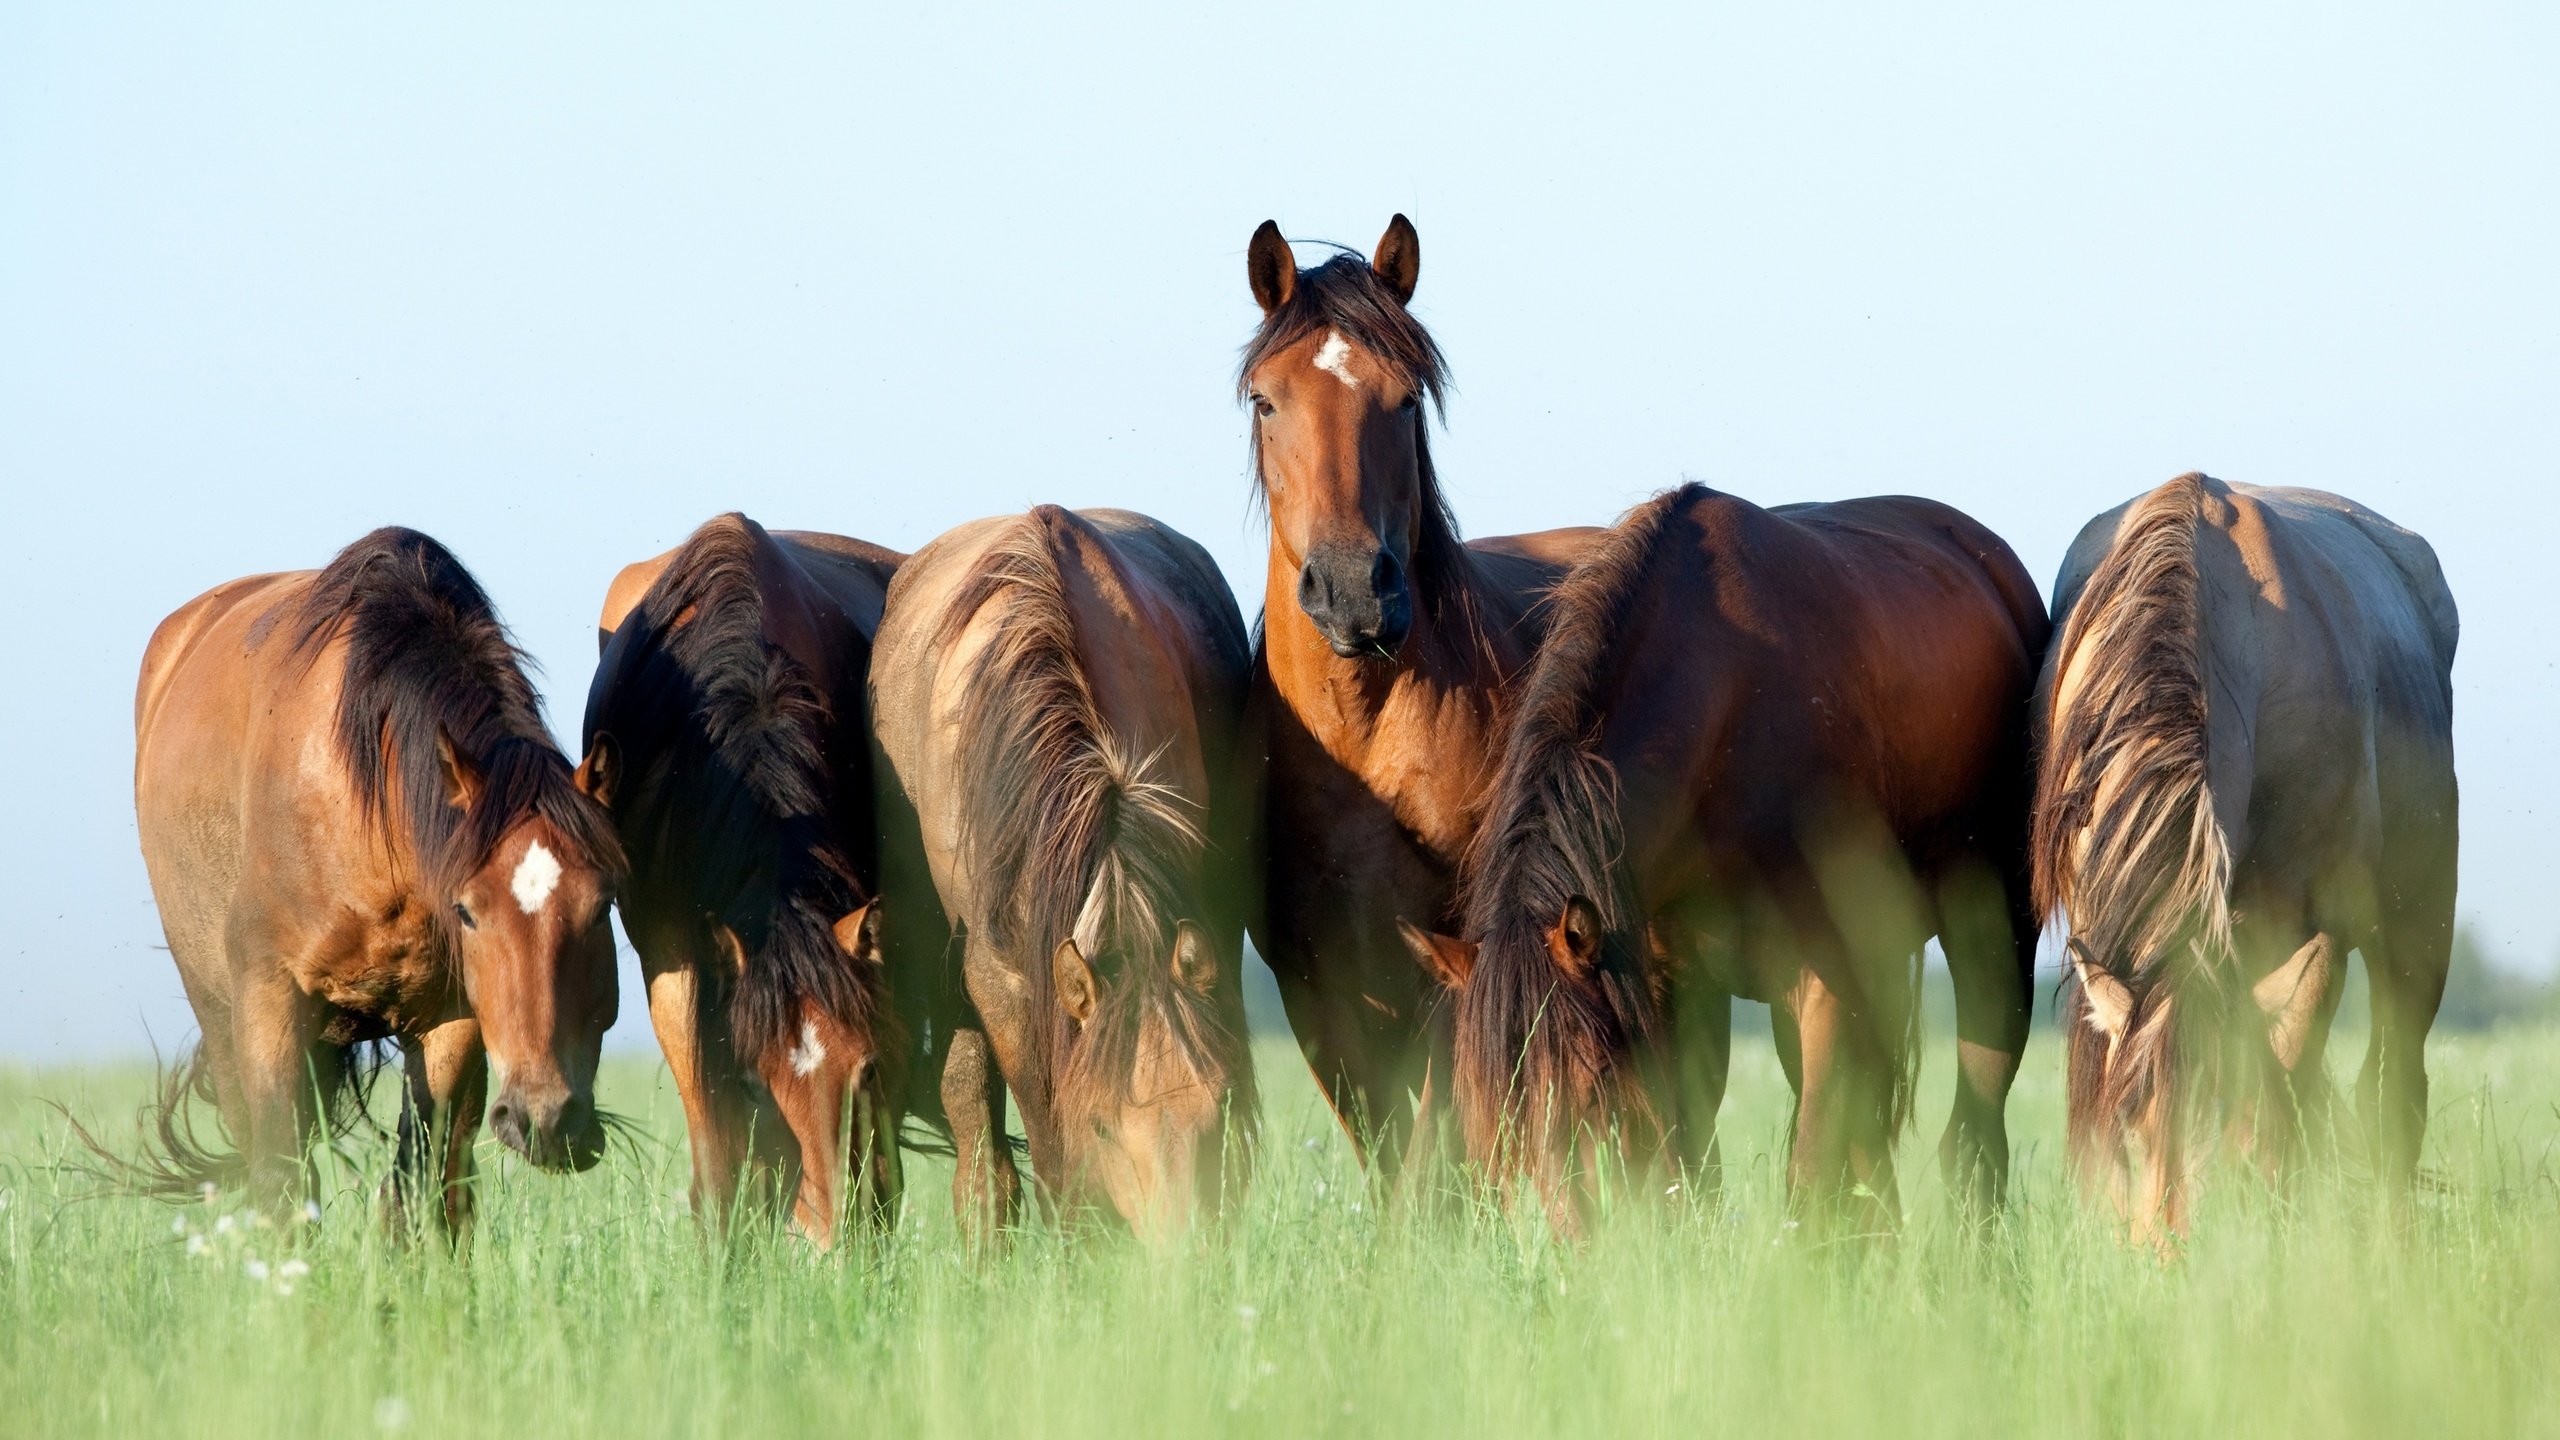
left=488, top=1100, right=521, bottom=1139
left=1297, top=562, right=1323, bottom=611
left=1370, top=549, right=1402, bottom=595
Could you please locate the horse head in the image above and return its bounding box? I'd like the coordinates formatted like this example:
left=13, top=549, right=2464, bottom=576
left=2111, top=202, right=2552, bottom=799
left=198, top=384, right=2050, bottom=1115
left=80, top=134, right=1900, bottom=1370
left=1240, top=215, right=1443, bottom=661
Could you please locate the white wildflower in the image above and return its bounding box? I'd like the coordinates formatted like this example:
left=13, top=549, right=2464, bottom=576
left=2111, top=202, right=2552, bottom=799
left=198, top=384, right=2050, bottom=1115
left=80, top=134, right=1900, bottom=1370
left=301, top=1200, right=323, bottom=1224
left=186, top=1234, right=209, bottom=1257
left=214, top=1214, right=236, bottom=1235
left=1236, top=1304, right=1259, bottom=1326
left=279, top=1259, right=310, bottom=1280
left=243, top=1258, right=270, bottom=1282
left=374, top=1396, right=414, bottom=1432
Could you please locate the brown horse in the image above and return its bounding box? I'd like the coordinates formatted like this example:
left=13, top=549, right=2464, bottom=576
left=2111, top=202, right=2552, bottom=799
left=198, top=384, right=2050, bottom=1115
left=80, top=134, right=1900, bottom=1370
left=870, top=507, right=1255, bottom=1249
left=1240, top=216, right=1602, bottom=1177
left=583, top=515, right=905, bottom=1247
left=1404, top=484, right=2048, bottom=1233
left=132, top=528, right=624, bottom=1231
left=2036, top=474, right=2458, bottom=1240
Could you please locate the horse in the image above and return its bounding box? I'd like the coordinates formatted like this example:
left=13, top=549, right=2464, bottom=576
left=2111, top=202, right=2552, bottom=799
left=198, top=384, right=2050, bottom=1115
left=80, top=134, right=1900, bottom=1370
left=583, top=514, right=905, bottom=1247
left=870, top=506, right=1256, bottom=1249
left=1402, top=483, right=2049, bottom=1234
left=2035, top=473, right=2458, bottom=1240
left=1239, top=215, right=1603, bottom=1180
left=130, top=527, right=625, bottom=1233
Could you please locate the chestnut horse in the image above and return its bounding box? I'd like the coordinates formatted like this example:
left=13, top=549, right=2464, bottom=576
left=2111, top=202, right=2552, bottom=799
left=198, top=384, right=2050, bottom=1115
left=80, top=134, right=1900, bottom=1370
left=1240, top=216, right=1602, bottom=1177
left=584, top=515, right=905, bottom=1246
left=1405, top=484, right=2048, bottom=1233
left=870, top=507, right=1255, bottom=1249
left=132, top=528, right=624, bottom=1231
left=2036, top=474, right=2457, bottom=1240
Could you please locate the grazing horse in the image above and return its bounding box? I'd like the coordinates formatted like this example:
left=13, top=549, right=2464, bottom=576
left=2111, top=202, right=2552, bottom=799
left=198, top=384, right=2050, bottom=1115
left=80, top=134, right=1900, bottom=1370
left=2036, top=473, right=2458, bottom=1240
left=132, top=528, right=624, bottom=1230
left=1239, top=215, right=1602, bottom=1177
left=870, top=507, right=1255, bottom=1249
left=584, top=515, right=905, bottom=1246
left=1404, top=484, right=2049, bottom=1233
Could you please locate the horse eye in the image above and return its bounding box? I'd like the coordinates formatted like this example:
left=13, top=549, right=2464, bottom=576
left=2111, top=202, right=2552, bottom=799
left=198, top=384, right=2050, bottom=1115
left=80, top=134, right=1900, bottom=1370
left=1251, top=394, right=1274, bottom=418
left=1093, top=1120, right=1113, bottom=1142
left=1397, top=392, right=1420, bottom=412
left=452, top=903, right=476, bottom=930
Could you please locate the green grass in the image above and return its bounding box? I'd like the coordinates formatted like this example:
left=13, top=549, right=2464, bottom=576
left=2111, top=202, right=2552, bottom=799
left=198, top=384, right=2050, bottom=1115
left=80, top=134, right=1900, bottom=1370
left=5, top=1014, right=2558, bottom=1439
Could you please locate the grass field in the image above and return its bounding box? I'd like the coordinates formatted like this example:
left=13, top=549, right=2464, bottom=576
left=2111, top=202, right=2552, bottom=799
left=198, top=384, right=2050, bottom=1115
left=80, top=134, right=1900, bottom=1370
left=5, top=1003, right=2557, bottom=1439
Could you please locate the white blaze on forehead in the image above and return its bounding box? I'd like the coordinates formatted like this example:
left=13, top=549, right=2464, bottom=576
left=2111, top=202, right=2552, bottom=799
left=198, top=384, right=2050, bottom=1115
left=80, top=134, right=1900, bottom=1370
left=788, top=1020, right=827, bottom=1077
left=1311, top=330, right=1359, bottom=388
left=510, top=841, right=563, bottom=915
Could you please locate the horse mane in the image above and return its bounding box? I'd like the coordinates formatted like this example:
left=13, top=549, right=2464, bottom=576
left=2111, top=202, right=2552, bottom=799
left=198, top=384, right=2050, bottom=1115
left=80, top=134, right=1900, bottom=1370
left=1236, top=250, right=1488, bottom=651
left=589, top=513, right=895, bottom=1072
left=2032, top=472, right=2237, bottom=1178
left=1451, top=484, right=1711, bottom=1155
left=286, top=527, right=622, bottom=946
left=937, top=508, right=1245, bottom=1111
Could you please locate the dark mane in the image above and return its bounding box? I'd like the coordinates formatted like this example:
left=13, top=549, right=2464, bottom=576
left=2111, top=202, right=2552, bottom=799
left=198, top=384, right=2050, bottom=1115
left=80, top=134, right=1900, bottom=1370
left=937, top=508, right=1245, bottom=1110
left=286, top=527, right=622, bottom=948
left=584, top=513, right=893, bottom=1071
left=1452, top=485, right=1712, bottom=1154
left=1236, top=250, right=1484, bottom=644
left=2031, top=473, right=2235, bottom=1178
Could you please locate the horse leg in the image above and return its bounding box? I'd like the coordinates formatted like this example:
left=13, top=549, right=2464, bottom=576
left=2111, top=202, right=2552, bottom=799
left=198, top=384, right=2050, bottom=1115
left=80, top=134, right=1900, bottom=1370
left=1934, top=861, right=2031, bottom=1217
left=643, top=949, right=756, bottom=1227
left=2240, top=911, right=2345, bottom=1177
left=1666, top=980, right=1731, bottom=1202
left=390, top=1017, right=486, bottom=1240
left=229, top=972, right=328, bottom=1205
left=2360, top=905, right=2451, bottom=1196
left=942, top=1018, right=1020, bottom=1254
left=1783, top=966, right=1901, bottom=1234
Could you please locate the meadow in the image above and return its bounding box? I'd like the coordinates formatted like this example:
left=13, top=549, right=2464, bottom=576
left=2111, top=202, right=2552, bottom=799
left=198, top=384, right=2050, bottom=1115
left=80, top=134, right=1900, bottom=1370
left=5, top=992, right=2557, bottom=1439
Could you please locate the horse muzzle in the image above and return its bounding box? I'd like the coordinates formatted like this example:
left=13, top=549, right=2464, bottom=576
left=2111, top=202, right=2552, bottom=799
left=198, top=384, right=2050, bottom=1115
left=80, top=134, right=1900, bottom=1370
left=489, top=1087, right=604, bottom=1173
left=1297, top=545, right=1412, bottom=659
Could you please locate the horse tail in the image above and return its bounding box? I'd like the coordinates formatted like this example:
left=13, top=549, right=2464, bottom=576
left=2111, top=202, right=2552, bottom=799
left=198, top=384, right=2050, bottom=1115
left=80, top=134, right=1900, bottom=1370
left=2032, top=472, right=2236, bottom=1182
left=62, top=1039, right=391, bottom=1202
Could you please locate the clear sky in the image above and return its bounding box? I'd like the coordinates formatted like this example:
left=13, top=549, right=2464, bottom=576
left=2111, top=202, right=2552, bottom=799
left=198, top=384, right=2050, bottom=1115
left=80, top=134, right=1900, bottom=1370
left=3, top=4, right=2552, bottom=1058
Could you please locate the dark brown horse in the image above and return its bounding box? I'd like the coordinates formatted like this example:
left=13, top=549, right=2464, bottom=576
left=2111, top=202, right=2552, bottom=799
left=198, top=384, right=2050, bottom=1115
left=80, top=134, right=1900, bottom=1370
left=132, top=528, right=625, bottom=1231
left=584, top=515, right=905, bottom=1246
left=2036, top=474, right=2458, bottom=1240
left=870, top=507, right=1256, bottom=1249
left=1405, top=484, right=2048, bottom=1232
left=1239, top=216, right=1602, bottom=1177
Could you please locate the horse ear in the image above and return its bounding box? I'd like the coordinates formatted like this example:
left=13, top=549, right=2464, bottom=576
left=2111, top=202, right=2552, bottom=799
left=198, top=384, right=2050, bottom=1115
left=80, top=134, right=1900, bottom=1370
left=1247, top=220, right=1297, bottom=315
left=434, top=729, right=482, bottom=811
left=832, top=902, right=884, bottom=966
left=1171, top=920, right=1218, bottom=997
left=713, top=923, right=750, bottom=977
left=1372, top=214, right=1419, bottom=305
left=1052, top=939, right=1099, bottom=1026
left=1396, top=918, right=1477, bottom=991
left=2068, top=938, right=2133, bottom=1042
left=1547, top=896, right=1604, bottom=980
left=574, top=732, right=619, bottom=808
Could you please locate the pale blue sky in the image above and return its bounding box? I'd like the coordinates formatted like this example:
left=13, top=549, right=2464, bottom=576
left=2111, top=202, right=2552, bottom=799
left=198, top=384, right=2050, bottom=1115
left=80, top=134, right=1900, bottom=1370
left=3, top=4, right=2552, bottom=1057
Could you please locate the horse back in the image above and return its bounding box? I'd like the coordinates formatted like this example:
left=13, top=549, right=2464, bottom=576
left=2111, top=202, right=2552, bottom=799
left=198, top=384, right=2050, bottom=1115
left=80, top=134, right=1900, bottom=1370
left=1700, top=493, right=2047, bottom=834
